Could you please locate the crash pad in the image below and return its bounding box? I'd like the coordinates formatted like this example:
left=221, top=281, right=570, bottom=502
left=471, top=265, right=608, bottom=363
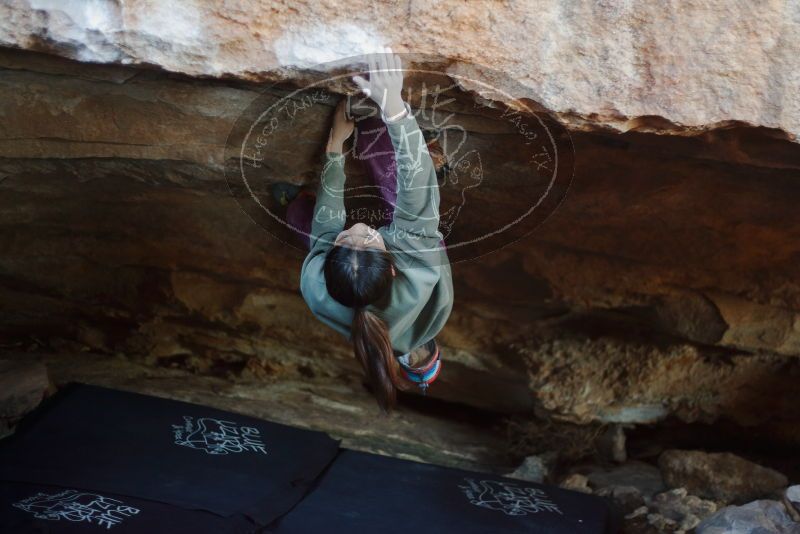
left=0, top=382, right=340, bottom=527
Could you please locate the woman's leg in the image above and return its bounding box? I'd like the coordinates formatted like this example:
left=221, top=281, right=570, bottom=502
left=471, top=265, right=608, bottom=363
left=354, top=115, right=398, bottom=228
left=285, top=189, right=316, bottom=250
left=355, top=114, right=448, bottom=252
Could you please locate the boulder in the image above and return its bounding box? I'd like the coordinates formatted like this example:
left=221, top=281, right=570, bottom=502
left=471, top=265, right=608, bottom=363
left=784, top=486, right=800, bottom=522
left=658, top=449, right=788, bottom=504
left=515, top=333, right=800, bottom=430
left=585, top=461, right=665, bottom=500
left=595, top=485, right=644, bottom=517
left=0, top=359, right=51, bottom=435
left=0, top=0, right=798, bottom=140
left=648, top=488, right=717, bottom=533
left=504, top=454, right=554, bottom=484
left=697, top=500, right=800, bottom=534
left=559, top=473, right=592, bottom=494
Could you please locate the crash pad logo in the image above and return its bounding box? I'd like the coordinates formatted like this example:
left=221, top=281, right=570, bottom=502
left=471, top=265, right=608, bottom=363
left=224, top=51, right=574, bottom=266
left=13, top=489, right=140, bottom=529
left=459, top=478, right=562, bottom=516
left=172, top=415, right=267, bottom=455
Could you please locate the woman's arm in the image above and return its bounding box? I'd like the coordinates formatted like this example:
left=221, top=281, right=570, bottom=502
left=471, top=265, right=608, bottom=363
left=352, top=48, right=441, bottom=242
left=298, top=102, right=355, bottom=330
left=308, top=152, right=347, bottom=251
left=383, top=101, right=441, bottom=240
left=307, top=100, right=355, bottom=252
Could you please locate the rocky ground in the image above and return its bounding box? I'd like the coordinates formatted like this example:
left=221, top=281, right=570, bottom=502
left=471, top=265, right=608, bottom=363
left=3, top=353, right=799, bottom=533
left=0, top=351, right=513, bottom=472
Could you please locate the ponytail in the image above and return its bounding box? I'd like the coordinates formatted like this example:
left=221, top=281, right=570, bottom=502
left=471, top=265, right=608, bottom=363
left=324, top=243, right=408, bottom=413
left=351, top=307, right=408, bottom=413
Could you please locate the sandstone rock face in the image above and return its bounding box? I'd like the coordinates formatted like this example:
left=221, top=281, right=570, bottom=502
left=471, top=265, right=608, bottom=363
left=1, top=0, right=798, bottom=140
left=659, top=449, right=789, bottom=504
left=513, top=326, right=800, bottom=438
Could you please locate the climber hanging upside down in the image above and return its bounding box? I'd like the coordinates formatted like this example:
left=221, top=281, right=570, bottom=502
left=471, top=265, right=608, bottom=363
left=275, top=46, right=454, bottom=413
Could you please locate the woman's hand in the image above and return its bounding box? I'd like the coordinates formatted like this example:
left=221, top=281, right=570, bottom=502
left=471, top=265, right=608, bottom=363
left=352, top=46, right=405, bottom=119
left=326, top=99, right=354, bottom=154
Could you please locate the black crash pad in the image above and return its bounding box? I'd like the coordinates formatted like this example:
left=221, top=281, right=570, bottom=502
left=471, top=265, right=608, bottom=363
left=268, top=449, right=618, bottom=534
left=0, top=480, right=256, bottom=533
left=0, top=382, right=340, bottom=527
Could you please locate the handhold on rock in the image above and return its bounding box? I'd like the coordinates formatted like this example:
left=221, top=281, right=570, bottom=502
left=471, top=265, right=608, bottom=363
left=344, top=94, right=380, bottom=121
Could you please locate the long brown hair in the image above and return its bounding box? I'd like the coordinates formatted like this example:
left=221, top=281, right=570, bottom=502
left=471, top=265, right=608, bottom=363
left=324, top=244, right=409, bottom=412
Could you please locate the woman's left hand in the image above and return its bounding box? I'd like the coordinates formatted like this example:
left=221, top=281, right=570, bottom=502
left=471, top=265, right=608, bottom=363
left=326, top=99, right=354, bottom=152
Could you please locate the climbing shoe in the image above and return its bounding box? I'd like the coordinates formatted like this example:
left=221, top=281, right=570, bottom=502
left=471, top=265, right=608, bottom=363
left=270, top=182, right=302, bottom=207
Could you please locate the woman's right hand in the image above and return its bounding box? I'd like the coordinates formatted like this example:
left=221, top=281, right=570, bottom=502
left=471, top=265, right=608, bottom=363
left=352, top=46, right=405, bottom=117
left=326, top=99, right=354, bottom=153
